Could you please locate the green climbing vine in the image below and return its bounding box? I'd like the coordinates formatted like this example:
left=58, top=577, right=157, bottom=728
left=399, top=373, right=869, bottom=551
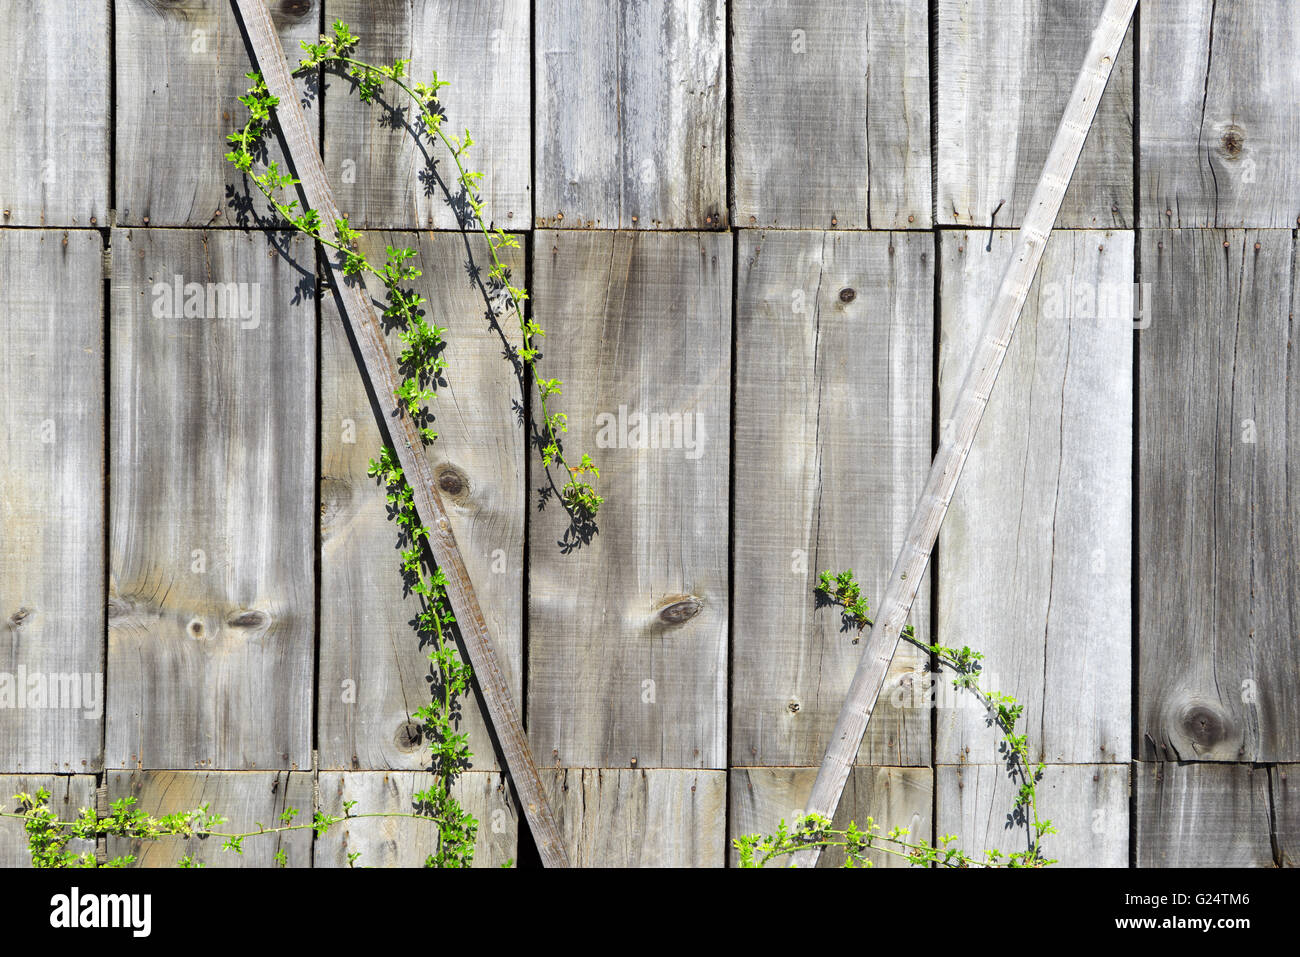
left=735, top=570, right=1057, bottom=868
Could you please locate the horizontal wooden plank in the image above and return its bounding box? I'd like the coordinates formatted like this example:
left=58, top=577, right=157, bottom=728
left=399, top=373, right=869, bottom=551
left=535, top=0, right=726, bottom=228
left=1139, top=229, right=1299, bottom=762
left=315, top=771, right=517, bottom=867
left=937, top=229, right=1132, bottom=765
left=527, top=231, right=731, bottom=769
left=544, top=768, right=726, bottom=867
left=732, top=0, right=931, bottom=229
left=318, top=231, right=524, bottom=771
left=106, top=770, right=313, bottom=867
left=1140, top=0, right=1300, bottom=227
left=0, top=775, right=97, bottom=867
left=115, top=0, right=320, bottom=226
left=324, top=0, right=530, bottom=229
left=731, top=230, right=933, bottom=768
left=937, top=764, right=1129, bottom=866
left=107, top=228, right=316, bottom=770
left=0, top=1, right=109, bottom=226
left=936, top=0, right=1134, bottom=228
left=730, top=766, right=932, bottom=868
left=1135, top=762, right=1274, bottom=867
left=0, top=230, right=105, bottom=773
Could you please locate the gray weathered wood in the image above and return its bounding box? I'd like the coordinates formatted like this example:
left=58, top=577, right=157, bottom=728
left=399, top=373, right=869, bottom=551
left=319, top=231, right=524, bottom=771
left=544, top=769, right=726, bottom=867
left=936, top=0, right=1134, bottom=228
left=732, top=0, right=931, bottom=229
left=1135, top=762, right=1274, bottom=866
left=1273, top=765, right=1300, bottom=867
left=1139, top=229, right=1299, bottom=762
left=797, top=0, right=1135, bottom=867
left=938, top=764, right=1128, bottom=866
left=1141, top=0, right=1300, bottom=228
left=115, top=0, right=320, bottom=226
left=107, top=770, right=313, bottom=866
left=0, top=1, right=109, bottom=226
left=731, top=767, right=932, bottom=868
left=107, top=227, right=315, bottom=770
left=527, top=231, right=731, bottom=769
left=0, top=775, right=97, bottom=867
left=235, top=0, right=569, bottom=866
left=535, top=0, right=726, bottom=229
left=315, top=771, right=517, bottom=867
left=937, top=229, right=1132, bottom=764
left=324, top=0, right=530, bottom=229
left=0, top=232, right=105, bottom=774
left=731, top=230, right=932, bottom=769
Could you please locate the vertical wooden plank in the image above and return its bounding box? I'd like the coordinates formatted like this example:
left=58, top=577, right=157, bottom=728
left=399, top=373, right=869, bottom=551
left=115, top=0, right=320, bottom=226
left=324, top=0, right=530, bottom=229
left=732, top=0, right=931, bottom=229
left=937, top=764, right=1128, bottom=866
left=1141, top=0, right=1300, bottom=228
left=535, top=0, right=726, bottom=229
left=936, top=230, right=1132, bottom=765
left=543, top=769, right=726, bottom=867
left=731, top=231, right=932, bottom=769
left=319, top=231, right=524, bottom=771
left=107, top=770, right=313, bottom=866
left=0, top=775, right=97, bottom=867
left=0, top=1, right=109, bottom=226
left=527, top=231, right=730, bottom=770
left=107, top=228, right=315, bottom=770
left=730, top=767, right=933, bottom=868
left=0, top=231, right=105, bottom=773
left=1135, top=762, right=1274, bottom=866
left=1139, top=229, right=1299, bottom=762
left=1272, top=765, right=1299, bottom=868
left=315, top=771, right=517, bottom=867
left=936, top=0, right=1133, bottom=228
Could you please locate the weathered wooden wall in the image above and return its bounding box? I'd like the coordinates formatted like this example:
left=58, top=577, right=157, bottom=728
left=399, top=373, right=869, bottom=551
left=1, top=0, right=1297, bottom=868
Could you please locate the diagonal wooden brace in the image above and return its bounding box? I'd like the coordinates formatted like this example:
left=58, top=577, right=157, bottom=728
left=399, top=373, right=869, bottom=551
left=792, top=0, right=1137, bottom=867
left=232, top=0, right=568, bottom=867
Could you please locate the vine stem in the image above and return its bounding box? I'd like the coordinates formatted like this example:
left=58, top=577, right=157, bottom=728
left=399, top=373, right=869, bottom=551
left=324, top=55, right=582, bottom=506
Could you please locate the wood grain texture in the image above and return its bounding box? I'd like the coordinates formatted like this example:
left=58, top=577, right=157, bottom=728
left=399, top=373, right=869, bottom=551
left=0, top=1, right=109, bottom=226
left=0, top=231, right=105, bottom=773
left=731, top=230, right=932, bottom=769
left=107, top=228, right=316, bottom=770
left=792, top=1, right=1135, bottom=868
left=730, top=767, right=932, bottom=867
left=106, top=770, right=313, bottom=866
left=236, top=0, right=568, bottom=864
left=319, top=231, right=524, bottom=771
left=1272, top=765, right=1300, bottom=867
left=543, top=768, right=726, bottom=867
left=315, top=771, right=517, bottom=867
left=535, top=0, right=726, bottom=229
left=115, top=0, right=320, bottom=226
left=0, top=775, right=96, bottom=867
left=936, top=0, right=1134, bottom=228
left=1135, top=762, right=1275, bottom=866
left=527, top=231, right=730, bottom=769
left=937, top=764, right=1128, bottom=866
left=324, top=0, right=530, bottom=229
left=1141, top=0, right=1300, bottom=228
left=937, top=230, right=1132, bottom=765
left=1139, top=229, right=1299, bottom=763
left=732, top=0, right=931, bottom=229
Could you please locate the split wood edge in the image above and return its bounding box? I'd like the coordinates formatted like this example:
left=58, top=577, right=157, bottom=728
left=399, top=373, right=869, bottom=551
left=793, top=0, right=1138, bottom=867
left=232, top=0, right=569, bottom=868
